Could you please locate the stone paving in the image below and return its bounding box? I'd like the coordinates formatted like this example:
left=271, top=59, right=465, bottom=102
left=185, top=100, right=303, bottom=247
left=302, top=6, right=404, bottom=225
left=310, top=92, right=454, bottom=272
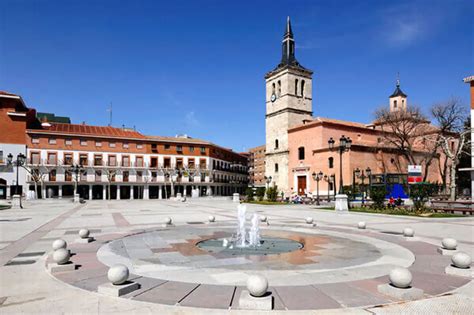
left=0, top=198, right=473, bottom=314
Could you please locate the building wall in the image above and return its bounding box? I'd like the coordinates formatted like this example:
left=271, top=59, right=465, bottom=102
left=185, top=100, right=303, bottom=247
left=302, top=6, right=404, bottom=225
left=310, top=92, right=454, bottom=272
left=265, top=68, right=313, bottom=192
left=288, top=121, right=447, bottom=196
left=0, top=96, right=34, bottom=197
left=248, top=145, right=266, bottom=186
left=0, top=143, right=27, bottom=198
left=23, top=130, right=248, bottom=198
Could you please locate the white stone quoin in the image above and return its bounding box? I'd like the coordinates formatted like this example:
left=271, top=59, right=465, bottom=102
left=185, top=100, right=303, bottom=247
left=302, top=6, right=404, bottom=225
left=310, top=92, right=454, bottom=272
left=445, top=252, right=473, bottom=277
left=107, top=264, right=129, bottom=285
left=76, top=228, right=94, bottom=243
left=438, top=238, right=458, bottom=255
left=335, top=194, right=349, bottom=212
left=11, top=195, right=21, bottom=209
left=403, top=227, right=415, bottom=237
left=98, top=264, right=140, bottom=297
left=358, top=221, right=366, bottom=229
left=378, top=267, right=424, bottom=300
left=52, top=239, right=67, bottom=251
left=233, top=193, right=240, bottom=202
left=49, top=248, right=76, bottom=272
left=239, top=275, right=272, bottom=310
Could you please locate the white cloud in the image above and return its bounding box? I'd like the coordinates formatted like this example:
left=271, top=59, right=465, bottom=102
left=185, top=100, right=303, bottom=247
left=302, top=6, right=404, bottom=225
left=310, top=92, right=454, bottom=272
left=184, top=111, right=200, bottom=127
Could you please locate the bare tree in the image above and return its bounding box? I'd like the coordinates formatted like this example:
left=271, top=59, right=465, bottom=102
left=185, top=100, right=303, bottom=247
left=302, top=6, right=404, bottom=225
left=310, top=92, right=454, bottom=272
left=431, top=98, right=469, bottom=200
left=103, top=168, right=118, bottom=200
left=374, top=106, right=441, bottom=180
left=21, top=164, right=47, bottom=199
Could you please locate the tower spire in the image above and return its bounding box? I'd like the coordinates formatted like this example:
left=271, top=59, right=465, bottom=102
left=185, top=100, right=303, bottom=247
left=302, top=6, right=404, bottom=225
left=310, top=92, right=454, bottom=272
left=284, top=16, right=293, bottom=39
left=266, top=16, right=312, bottom=78
left=396, top=72, right=400, bottom=87
left=281, top=16, right=296, bottom=66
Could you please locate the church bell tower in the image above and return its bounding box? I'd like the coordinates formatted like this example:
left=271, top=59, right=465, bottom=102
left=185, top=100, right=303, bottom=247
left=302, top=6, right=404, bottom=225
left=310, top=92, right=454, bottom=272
left=389, top=76, right=408, bottom=112
left=265, top=17, right=313, bottom=194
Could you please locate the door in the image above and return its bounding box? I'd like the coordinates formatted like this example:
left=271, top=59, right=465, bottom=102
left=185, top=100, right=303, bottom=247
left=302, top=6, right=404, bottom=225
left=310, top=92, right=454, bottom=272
left=297, top=176, right=306, bottom=196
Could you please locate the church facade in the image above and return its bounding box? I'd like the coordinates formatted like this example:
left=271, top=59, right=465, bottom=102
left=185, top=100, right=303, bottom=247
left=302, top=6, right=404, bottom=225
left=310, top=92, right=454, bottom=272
left=264, top=17, right=313, bottom=192
left=264, top=18, right=449, bottom=197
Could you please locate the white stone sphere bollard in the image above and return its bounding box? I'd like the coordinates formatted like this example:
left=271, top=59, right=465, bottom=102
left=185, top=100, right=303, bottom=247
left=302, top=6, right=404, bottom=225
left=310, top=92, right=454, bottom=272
left=52, top=239, right=67, bottom=250
left=442, top=238, right=457, bottom=250
left=358, top=221, right=366, bottom=229
left=78, top=228, right=90, bottom=239
left=260, top=215, right=267, bottom=222
left=208, top=215, right=215, bottom=223
left=53, top=248, right=70, bottom=265
left=164, top=217, right=172, bottom=225
left=107, top=264, right=129, bottom=285
left=305, top=217, right=313, bottom=224
left=403, top=227, right=414, bottom=237
left=389, top=267, right=412, bottom=288
left=451, top=252, right=472, bottom=269
left=247, top=275, right=268, bottom=297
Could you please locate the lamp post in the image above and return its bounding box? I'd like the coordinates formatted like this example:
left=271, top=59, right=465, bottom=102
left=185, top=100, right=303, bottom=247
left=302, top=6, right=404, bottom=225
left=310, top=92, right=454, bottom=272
left=331, top=174, right=336, bottom=200
left=7, top=153, right=26, bottom=208
left=312, top=171, right=324, bottom=205
left=264, top=175, right=272, bottom=187
left=71, top=164, right=84, bottom=198
left=328, top=135, right=352, bottom=194
left=355, top=167, right=371, bottom=205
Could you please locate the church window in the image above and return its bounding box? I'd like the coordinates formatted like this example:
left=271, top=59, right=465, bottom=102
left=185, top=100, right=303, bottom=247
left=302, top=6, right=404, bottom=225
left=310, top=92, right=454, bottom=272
left=275, top=139, right=279, bottom=149
left=275, top=163, right=279, bottom=172
left=298, top=147, right=305, bottom=160
left=394, top=100, right=397, bottom=108
left=272, top=82, right=275, bottom=95
left=301, top=80, right=305, bottom=96
left=277, top=80, right=281, bottom=97
left=402, top=99, right=405, bottom=106
left=328, top=157, right=334, bottom=169
left=295, top=79, right=299, bottom=95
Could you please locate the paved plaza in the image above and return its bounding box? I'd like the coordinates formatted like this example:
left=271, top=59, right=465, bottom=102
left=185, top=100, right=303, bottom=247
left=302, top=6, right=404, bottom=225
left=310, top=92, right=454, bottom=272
left=0, top=199, right=473, bottom=314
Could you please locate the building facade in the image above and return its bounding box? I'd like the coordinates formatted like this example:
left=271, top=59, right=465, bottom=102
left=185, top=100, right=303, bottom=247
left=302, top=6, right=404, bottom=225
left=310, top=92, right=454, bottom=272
left=0, top=92, right=38, bottom=199
left=0, top=93, right=248, bottom=200
left=459, top=75, right=474, bottom=199
left=264, top=17, right=313, bottom=193
left=248, top=145, right=266, bottom=186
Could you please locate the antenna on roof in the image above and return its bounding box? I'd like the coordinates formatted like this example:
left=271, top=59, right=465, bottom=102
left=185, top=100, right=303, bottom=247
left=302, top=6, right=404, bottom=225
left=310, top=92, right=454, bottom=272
left=107, top=102, right=113, bottom=126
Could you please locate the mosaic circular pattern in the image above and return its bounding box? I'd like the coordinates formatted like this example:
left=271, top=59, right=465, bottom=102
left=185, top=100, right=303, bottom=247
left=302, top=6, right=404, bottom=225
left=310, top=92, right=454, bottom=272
left=96, top=224, right=414, bottom=285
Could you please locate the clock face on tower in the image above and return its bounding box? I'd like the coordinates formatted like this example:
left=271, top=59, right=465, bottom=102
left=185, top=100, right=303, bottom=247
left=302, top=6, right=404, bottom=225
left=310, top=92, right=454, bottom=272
left=271, top=93, right=276, bottom=102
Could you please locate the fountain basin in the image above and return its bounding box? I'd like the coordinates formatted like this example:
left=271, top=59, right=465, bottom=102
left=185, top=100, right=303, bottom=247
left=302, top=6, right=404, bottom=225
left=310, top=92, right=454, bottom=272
left=196, top=237, right=303, bottom=256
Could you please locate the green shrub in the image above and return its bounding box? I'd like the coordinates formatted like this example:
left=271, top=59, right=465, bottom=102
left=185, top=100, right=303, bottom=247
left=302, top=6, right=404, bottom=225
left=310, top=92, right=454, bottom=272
left=266, top=185, right=279, bottom=202
left=256, top=187, right=266, bottom=201
left=245, top=187, right=254, bottom=201
left=409, top=182, right=437, bottom=211
left=370, top=186, right=387, bottom=209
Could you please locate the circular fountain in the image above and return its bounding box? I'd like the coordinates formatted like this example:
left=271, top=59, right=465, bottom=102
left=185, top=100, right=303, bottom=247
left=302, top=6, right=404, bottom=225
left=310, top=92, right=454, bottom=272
left=197, top=204, right=303, bottom=255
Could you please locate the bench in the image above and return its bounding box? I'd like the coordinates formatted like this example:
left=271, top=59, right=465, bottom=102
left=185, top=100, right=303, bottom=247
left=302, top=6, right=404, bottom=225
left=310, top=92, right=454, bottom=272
left=430, top=200, right=474, bottom=216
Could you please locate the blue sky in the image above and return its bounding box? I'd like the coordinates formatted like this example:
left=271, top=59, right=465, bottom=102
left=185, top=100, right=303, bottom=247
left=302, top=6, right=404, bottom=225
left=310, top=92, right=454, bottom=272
left=1, top=0, right=472, bottom=151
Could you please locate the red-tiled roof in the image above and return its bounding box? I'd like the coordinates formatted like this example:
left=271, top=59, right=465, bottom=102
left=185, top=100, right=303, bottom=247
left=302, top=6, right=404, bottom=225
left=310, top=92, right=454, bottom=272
left=0, top=91, right=20, bottom=97
left=289, top=117, right=370, bottom=132
left=146, top=135, right=211, bottom=144
left=28, top=123, right=146, bottom=139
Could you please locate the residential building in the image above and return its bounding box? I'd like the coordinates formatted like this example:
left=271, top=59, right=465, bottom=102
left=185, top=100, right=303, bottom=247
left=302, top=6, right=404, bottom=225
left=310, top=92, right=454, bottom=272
left=248, top=145, right=266, bottom=186
left=0, top=95, right=248, bottom=200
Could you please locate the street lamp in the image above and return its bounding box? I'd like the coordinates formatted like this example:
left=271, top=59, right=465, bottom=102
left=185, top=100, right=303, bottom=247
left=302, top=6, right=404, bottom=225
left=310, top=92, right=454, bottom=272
left=7, top=153, right=26, bottom=208
left=312, top=171, right=324, bottom=205
left=264, top=175, right=272, bottom=187
left=328, top=135, right=352, bottom=194
left=354, top=167, right=372, bottom=205
left=70, top=164, right=85, bottom=198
